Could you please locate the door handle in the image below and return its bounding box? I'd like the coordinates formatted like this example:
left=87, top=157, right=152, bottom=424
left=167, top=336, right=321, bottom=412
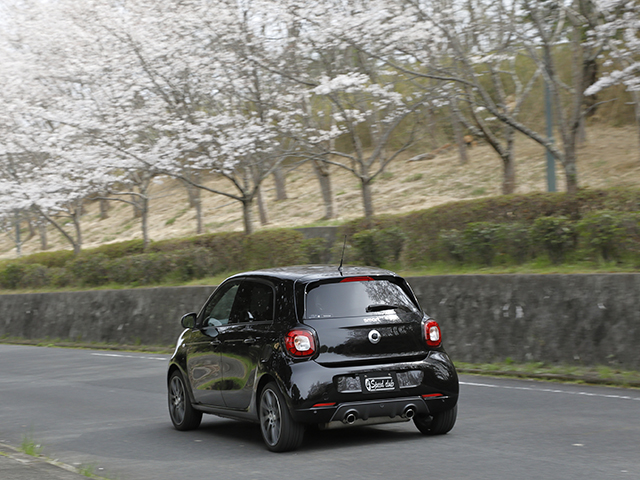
left=210, top=340, right=221, bottom=346
left=243, top=337, right=259, bottom=344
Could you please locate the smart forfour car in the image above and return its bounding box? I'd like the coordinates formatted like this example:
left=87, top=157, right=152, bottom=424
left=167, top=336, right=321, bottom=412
left=167, top=266, right=459, bottom=452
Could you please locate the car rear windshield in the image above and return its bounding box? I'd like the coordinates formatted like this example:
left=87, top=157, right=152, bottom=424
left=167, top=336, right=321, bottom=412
left=305, top=278, right=420, bottom=319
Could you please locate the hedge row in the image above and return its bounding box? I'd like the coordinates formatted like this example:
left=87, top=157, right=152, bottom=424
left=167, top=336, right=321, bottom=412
left=0, top=229, right=325, bottom=289
left=2, top=188, right=640, bottom=290
left=436, top=211, right=640, bottom=266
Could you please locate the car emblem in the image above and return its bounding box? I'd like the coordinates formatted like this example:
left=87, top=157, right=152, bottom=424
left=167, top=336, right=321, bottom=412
left=368, top=329, right=381, bottom=344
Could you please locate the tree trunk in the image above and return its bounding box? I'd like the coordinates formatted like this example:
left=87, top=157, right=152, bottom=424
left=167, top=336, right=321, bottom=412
left=194, top=190, right=203, bottom=234
left=132, top=195, right=142, bottom=218
left=361, top=177, right=375, bottom=218
left=502, top=127, right=516, bottom=195
left=312, top=160, right=335, bottom=219
left=632, top=91, right=640, bottom=162
left=186, top=183, right=203, bottom=234
left=242, top=198, right=254, bottom=235
left=256, top=186, right=269, bottom=226
left=99, top=199, right=110, bottom=219
left=72, top=208, right=82, bottom=256
left=140, top=196, right=150, bottom=250
left=450, top=102, right=468, bottom=165
left=39, top=223, right=48, bottom=251
left=564, top=159, right=579, bottom=194
left=26, top=217, right=36, bottom=240
left=14, top=210, right=21, bottom=257
left=273, top=166, right=288, bottom=201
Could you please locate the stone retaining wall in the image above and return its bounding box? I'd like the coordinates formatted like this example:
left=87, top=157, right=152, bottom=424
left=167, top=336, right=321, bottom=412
left=1, top=274, right=638, bottom=368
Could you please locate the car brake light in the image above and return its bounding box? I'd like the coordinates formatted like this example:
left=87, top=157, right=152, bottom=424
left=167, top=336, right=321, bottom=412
left=340, top=276, right=373, bottom=282
left=285, top=329, right=316, bottom=357
left=424, top=320, right=442, bottom=347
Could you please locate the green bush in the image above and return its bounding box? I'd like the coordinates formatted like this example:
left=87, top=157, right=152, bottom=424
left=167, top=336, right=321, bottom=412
left=0, top=263, right=28, bottom=289
left=401, top=189, right=640, bottom=266
left=107, top=253, right=173, bottom=286
left=243, top=229, right=306, bottom=269
left=531, top=216, right=577, bottom=264
left=167, top=248, right=215, bottom=282
left=68, top=254, right=111, bottom=286
left=351, top=230, right=378, bottom=265
left=301, top=237, right=329, bottom=264
left=18, top=264, right=50, bottom=289
left=48, top=267, right=74, bottom=288
left=18, top=250, right=75, bottom=268
left=438, top=230, right=466, bottom=264
left=89, top=239, right=145, bottom=259
left=462, top=222, right=501, bottom=266
left=351, top=227, right=406, bottom=267
left=494, top=223, right=533, bottom=264
left=577, top=211, right=629, bottom=261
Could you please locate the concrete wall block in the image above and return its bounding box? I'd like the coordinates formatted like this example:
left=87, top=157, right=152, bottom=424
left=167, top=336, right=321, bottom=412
left=1, top=275, right=639, bottom=368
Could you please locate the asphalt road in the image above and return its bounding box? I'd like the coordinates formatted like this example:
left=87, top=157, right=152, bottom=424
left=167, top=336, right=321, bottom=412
left=0, top=344, right=638, bottom=480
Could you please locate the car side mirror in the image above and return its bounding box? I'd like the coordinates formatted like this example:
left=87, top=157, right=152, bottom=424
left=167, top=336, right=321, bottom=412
left=181, top=312, right=197, bottom=329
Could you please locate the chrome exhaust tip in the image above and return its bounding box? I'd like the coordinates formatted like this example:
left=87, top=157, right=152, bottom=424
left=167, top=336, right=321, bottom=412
left=343, top=411, right=357, bottom=425
left=403, top=405, right=416, bottom=419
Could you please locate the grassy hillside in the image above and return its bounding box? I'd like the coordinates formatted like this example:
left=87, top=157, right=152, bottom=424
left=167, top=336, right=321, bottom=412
left=1, top=125, right=639, bottom=261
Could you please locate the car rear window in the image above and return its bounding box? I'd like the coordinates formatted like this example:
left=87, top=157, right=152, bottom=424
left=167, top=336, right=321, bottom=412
left=305, top=279, right=419, bottom=319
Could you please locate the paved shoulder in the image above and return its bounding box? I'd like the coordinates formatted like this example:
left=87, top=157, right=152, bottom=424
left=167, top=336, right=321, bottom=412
left=0, top=444, right=88, bottom=480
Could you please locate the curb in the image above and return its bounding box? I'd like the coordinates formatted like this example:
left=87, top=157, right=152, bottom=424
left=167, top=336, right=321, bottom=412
left=0, top=443, right=101, bottom=480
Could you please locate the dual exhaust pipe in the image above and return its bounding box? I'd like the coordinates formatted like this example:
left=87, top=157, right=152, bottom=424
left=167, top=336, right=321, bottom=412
left=342, top=405, right=416, bottom=425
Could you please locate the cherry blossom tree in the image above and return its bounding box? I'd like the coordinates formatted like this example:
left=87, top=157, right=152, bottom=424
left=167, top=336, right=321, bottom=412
left=587, top=0, right=640, bottom=158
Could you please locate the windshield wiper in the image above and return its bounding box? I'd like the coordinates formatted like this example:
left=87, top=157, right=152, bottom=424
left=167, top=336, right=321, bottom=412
left=366, top=304, right=411, bottom=313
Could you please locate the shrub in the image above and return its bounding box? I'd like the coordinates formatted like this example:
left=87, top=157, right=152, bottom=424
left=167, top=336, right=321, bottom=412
left=48, top=267, right=74, bottom=288
left=352, top=227, right=406, bottom=267
left=351, top=230, right=378, bottom=265
left=0, top=263, right=28, bottom=289
left=167, top=248, right=215, bottom=282
left=577, top=211, right=628, bottom=261
left=462, top=222, right=501, bottom=266
left=89, top=239, right=145, bottom=259
left=438, top=230, right=466, bottom=264
left=374, top=227, right=407, bottom=264
left=531, top=216, right=577, bottom=264
left=68, top=254, right=111, bottom=286
left=18, top=264, right=50, bottom=289
left=243, top=229, right=306, bottom=269
left=107, top=253, right=172, bottom=285
left=18, top=250, right=75, bottom=268
left=494, top=223, right=533, bottom=264
left=301, top=237, right=329, bottom=264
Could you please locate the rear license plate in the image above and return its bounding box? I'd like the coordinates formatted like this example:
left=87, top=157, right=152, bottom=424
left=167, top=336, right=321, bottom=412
left=363, top=375, right=395, bottom=392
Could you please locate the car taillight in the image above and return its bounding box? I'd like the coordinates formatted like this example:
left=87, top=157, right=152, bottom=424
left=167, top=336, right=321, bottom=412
left=340, top=276, right=373, bottom=282
left=424, top=319, right=442, bottom=347
left=285, top=329, right=316, bottom=357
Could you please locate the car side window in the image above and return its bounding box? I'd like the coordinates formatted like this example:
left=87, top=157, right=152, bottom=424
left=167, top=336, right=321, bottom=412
left=201, top=282, right=240, bottom=327
left=229, top=280, right=274, bottom=324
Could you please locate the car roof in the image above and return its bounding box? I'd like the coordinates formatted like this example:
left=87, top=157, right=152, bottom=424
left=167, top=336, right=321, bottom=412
left=228, top=265, right=399, bottom=284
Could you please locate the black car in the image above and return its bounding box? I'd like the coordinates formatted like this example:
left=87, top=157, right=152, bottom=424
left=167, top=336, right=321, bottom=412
left=167, top=265, right=459, bottom=452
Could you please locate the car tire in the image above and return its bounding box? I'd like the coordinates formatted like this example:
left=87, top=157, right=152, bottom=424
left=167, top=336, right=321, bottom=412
left=259, top=382, right=304, bottom=452
left=414, top=404, right=457, bottom=435
left=168, top=370, right=203, bottom=431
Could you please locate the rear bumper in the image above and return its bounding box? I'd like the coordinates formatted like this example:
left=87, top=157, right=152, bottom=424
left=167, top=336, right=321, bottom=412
left=284, top=350, right=459, bottom=425
left=292, top=394, right=457, bottom=425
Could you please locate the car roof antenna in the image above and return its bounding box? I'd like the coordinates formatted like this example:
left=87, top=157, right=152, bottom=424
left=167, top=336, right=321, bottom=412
left=338, top=235, right=347, bottom=276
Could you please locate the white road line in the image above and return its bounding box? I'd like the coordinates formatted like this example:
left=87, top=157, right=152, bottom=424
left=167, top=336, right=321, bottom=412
left=460, top=381, right=640, bottom=401
left=91, top=352, right=167, bottom=361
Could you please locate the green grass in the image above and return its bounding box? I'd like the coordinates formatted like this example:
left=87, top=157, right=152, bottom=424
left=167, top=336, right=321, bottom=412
left=455, top=361, right=640, bottom=388
left=402, top=173, right=424, bottom=183
left=20, top=433, right=42, bottom=457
